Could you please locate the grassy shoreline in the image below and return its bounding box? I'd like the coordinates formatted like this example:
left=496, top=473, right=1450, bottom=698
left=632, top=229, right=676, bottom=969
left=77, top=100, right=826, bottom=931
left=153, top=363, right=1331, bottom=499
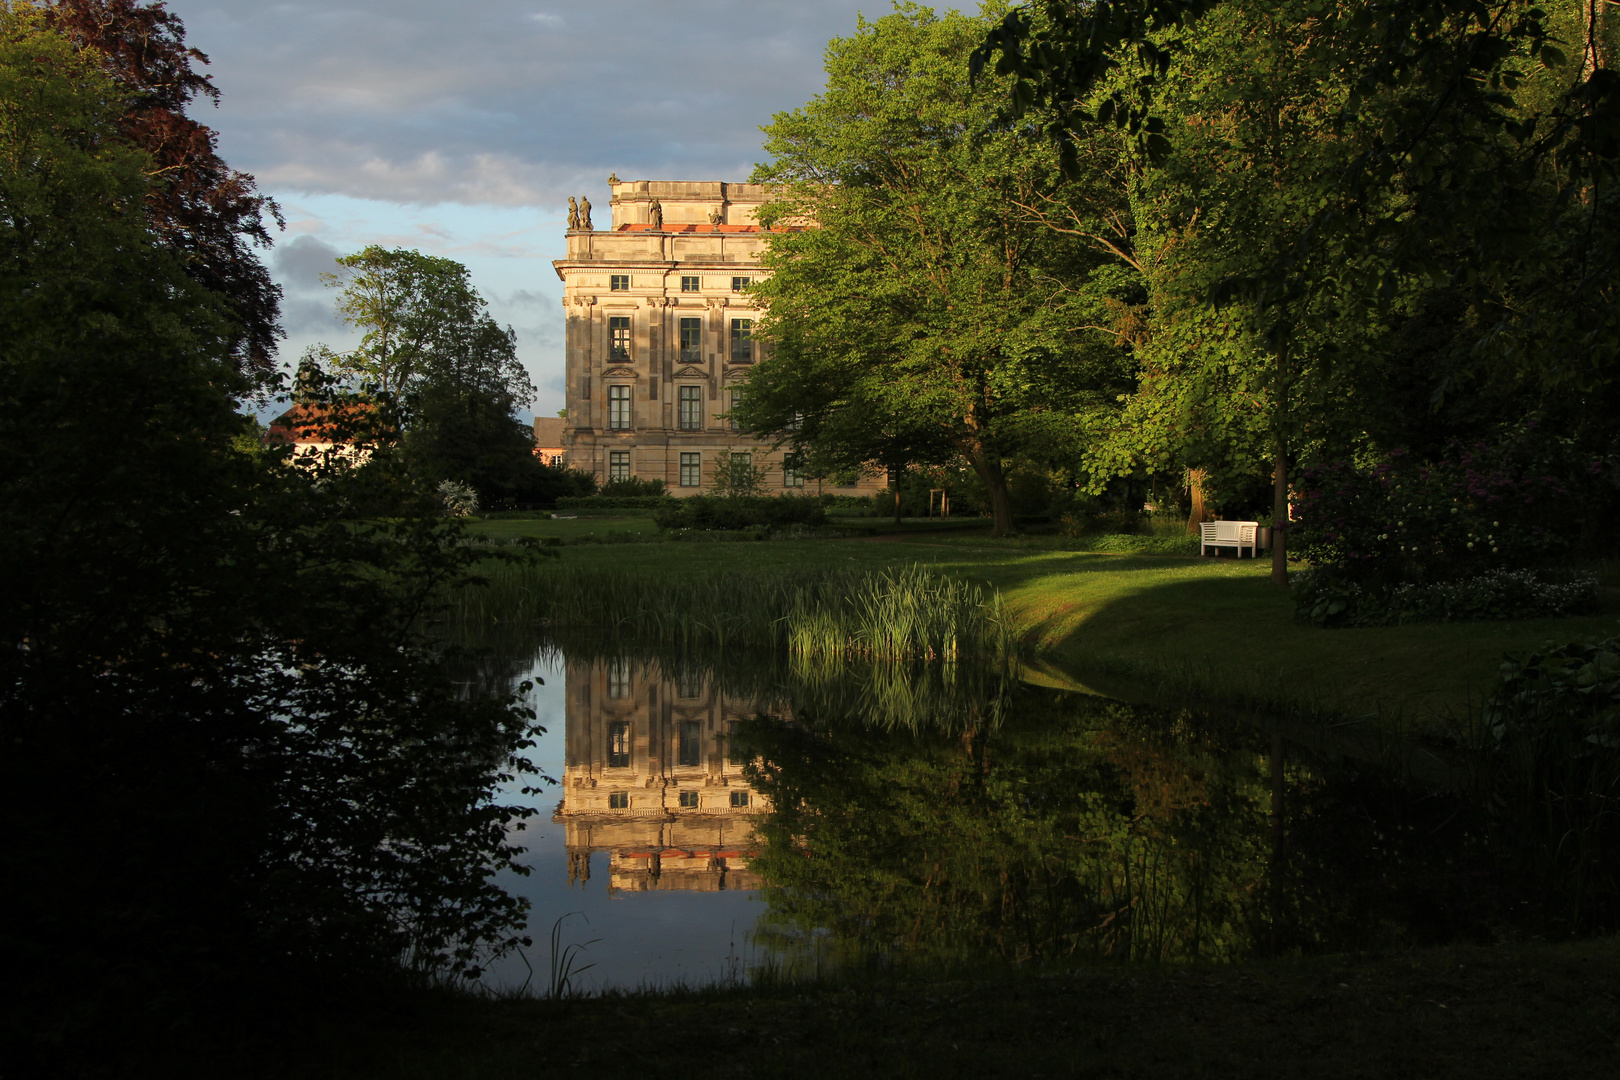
left=455, top=527, right=1618, bottom=731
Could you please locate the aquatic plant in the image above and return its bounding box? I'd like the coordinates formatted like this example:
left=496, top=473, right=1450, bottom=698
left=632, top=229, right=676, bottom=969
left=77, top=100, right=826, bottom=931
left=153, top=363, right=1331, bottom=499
left=443, top=562, right=1019, bottom=662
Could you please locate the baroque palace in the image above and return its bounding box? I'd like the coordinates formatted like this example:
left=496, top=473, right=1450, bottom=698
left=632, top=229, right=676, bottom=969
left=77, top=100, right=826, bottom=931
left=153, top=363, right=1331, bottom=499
left=553, top=178, right=883, bottom=496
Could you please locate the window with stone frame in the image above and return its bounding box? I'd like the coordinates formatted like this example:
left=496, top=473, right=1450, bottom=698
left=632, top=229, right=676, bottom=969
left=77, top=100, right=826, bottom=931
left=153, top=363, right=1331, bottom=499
left=677, top=721, right=702, bottom=768
left=608, top=450, right=631, bottom=482
left=678, top=790, right=699, bottom=808
left=731, top=276, right=751, bottom=292
left=727, top=390, right=745, bottom=431
left=608, top=385, right=632, bottom=430
left=679, top=317, right=703, bottom=363
left=679, top=452, right=701, bottom=488
left=729, top=318, right=753, bottom=362
left=678, top=386, right=703, bottom=431
left=607, top=658, right=631, bottom=698
left=610, top=274, right=630, bottom=291
left=609, top=315, right=631, bottom=360
left=607, top=721, right=631, bottom=769
left=608, top=791, right=629, bottom=809
left=729, top=790, right=750, bottom=808
left=680, top=275, right=700, bottom=292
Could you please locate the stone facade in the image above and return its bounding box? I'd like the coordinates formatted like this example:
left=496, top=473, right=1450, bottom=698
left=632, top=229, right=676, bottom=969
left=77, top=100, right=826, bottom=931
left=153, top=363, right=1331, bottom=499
left=553, top=178, right=884, bottom=497
left=554, top=656, right=772, bottom=893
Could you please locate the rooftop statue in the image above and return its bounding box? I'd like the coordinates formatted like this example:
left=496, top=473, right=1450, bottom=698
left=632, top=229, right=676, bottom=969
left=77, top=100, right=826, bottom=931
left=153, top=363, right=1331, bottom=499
left=567, top=196, right=580, bottom=231
left=607, top=172, right=620, bottom=185
left=648, top=197, right=663, bottom=229
left=579, top=196, right=593, bottom=231
left=708, top=209, right=723, bottom=227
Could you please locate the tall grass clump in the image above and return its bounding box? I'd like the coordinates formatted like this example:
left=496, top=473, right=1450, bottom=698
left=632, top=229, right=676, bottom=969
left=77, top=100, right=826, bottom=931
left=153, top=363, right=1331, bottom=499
left=443, top=561, right=1018, bottom=662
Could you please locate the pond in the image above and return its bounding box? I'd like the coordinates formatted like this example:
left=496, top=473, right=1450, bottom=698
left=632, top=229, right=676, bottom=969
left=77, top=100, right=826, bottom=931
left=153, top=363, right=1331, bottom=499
left=468, top=634, right=1617, bottom=994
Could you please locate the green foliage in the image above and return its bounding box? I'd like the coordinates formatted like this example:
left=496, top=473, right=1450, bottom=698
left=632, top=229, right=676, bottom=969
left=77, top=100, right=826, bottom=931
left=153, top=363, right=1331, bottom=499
left=1, top=9, right=538, bottom=1048
left=654, top=494, right=828, bottom=532
left=555, top=494, right=666, bottom=510
left=1293, top=565, right=1599, bottom=628
left=744, top=4, right=1139, bottom=536
left=707, top=452, right=770, bottom=497
left=599, top=475, right=667, bottom=497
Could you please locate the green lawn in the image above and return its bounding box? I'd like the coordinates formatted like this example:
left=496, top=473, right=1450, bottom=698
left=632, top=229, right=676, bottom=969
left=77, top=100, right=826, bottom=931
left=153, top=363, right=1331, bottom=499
left=540, top=537, right=1617, bottom=727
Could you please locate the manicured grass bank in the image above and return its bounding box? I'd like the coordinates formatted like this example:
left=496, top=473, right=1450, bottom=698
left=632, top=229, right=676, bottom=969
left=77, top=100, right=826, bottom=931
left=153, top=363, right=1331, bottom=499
left=158, top=939, right=1620, bottom=1079
left=510, top=537, right=1617, bottom=727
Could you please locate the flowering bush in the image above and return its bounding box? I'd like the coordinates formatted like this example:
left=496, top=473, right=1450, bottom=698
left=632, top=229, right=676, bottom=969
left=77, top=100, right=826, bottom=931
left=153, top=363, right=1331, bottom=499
left=1289, top=424, right=1609, bottom=626
left=437, top=479, right=480, bottom=518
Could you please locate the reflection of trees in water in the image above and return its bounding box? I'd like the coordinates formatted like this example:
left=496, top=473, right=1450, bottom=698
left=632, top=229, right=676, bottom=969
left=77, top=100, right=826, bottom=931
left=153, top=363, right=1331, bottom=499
left=740, top=689, right=1591, bottom=976
left=454, top=632, right=1618, bottom=973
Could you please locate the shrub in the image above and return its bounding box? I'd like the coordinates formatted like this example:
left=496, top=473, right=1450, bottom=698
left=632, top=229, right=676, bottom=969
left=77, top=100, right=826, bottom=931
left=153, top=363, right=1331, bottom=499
left=654, top=494, right=828, bottom=532
left=600, top=475, right=667, bottom=498
left=1293, top=565, right=1599, bottom=627
left=1291, top=423, right=1600, bottom=591
left=555, top=495, right=670, bottom=510
left=437, top=479, right=479, bottom=517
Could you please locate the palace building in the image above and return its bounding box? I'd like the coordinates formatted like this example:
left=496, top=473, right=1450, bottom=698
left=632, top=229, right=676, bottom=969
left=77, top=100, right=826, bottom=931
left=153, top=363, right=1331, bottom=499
left=553, top=178, right=883, bottom=496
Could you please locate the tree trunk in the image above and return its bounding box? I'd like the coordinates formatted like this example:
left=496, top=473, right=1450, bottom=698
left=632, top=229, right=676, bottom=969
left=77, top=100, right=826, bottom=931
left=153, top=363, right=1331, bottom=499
left=1271, top=443, right=1289, bottom=586
left=890, top=466, right=902, bottom=526
left=967, top=451, right=1016, bottom=537
left=1186, top=467, right=1211, bottom=534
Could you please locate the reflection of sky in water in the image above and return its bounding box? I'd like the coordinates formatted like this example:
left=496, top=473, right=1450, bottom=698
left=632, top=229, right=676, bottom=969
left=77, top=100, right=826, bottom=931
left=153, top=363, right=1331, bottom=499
left=481, top=651, right=765, bottom=993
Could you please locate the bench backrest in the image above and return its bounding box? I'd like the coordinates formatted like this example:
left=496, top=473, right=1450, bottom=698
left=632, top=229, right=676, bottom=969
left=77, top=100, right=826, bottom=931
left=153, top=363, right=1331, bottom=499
left=1200, top=520, right=1258, bottom=543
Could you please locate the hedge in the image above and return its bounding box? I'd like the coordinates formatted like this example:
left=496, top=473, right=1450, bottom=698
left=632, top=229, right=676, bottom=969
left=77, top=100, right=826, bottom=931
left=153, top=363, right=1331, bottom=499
left=555, top=495, right=672, bottom=510
left=654, top=495, right=827, bottom=531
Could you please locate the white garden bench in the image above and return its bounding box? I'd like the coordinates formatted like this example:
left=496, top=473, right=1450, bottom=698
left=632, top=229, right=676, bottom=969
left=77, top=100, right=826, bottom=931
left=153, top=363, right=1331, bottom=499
left=1200, top=520, right=1260, bottom=558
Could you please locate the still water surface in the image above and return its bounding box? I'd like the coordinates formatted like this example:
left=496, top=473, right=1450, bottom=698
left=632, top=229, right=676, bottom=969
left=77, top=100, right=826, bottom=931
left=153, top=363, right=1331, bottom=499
left=473, top=638, right=1612, bottom=994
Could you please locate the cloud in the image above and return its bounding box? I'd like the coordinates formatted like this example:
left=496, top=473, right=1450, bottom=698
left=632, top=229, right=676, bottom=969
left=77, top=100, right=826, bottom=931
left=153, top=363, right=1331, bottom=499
left=272, top=234, right=343, bottom=291
left=188, top=0, right=877, bottom=208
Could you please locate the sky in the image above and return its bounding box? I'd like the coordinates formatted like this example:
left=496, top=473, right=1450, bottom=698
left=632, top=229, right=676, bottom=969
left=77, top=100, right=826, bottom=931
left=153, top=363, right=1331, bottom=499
left=176, top=0, right=886, bottom=419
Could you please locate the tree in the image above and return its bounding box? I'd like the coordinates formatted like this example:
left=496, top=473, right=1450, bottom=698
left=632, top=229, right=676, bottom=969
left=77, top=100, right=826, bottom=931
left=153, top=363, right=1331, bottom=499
left=310, top=246, right=544, bottom=502
left=977, top=0, right=1620, bottom=580
left=740, top=4, right=1138, bottom=537
left=41, top=0, right=284, bottom=378
left=2, top=11, right=539, bottom=1058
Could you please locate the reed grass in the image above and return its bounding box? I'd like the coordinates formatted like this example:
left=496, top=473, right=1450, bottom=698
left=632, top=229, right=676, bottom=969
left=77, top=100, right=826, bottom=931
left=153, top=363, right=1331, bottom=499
left=443, top=561, right=1018, bottom=662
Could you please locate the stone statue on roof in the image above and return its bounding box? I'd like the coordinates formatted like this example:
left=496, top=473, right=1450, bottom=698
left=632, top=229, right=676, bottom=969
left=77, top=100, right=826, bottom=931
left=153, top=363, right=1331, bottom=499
left=648, top=197, right=663, bottom=229
left=566, top=196, right=580, bottom=231
left=708, top=208, right=723, bottom=227
left=607, top=172, right=619, bottom=185
left=579, top=196, right=593, bottom=231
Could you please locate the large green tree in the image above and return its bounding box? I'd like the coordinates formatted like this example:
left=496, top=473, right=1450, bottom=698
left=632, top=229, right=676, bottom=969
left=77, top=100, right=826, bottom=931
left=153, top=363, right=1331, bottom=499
left=739, top=3, right=1139, bottom=536
left=978, top=0, right=1620, bottom=579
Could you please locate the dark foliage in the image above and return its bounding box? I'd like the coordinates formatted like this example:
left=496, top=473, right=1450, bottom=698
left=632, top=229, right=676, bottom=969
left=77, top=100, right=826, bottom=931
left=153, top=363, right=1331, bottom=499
left=43, top=0, right=284, bottom=378
left=654, top=495, right=828, bottom=532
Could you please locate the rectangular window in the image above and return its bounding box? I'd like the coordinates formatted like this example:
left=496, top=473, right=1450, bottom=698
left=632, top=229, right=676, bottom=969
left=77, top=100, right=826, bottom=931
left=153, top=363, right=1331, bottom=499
left=783, top=454, right=805, bottom=489
left=678, top=721, right=702, bottom=768
left=607, top=659, right=631, bottom=698
left=609, top=791, right=629, bottom=809
left=680, top=275, right=699, bottom=292
left=725, top=721, right=743, bottom=765
left=727, top=391, right=745, bottom=432
left=676, top=670, right=702, bottom=699
left=610, top=274, right=630, bottom=291
left=679, top=790, right=699, bottom=808
left=731, top=276, right=751, bottom=292
left=678, top=386, right=703, bottom=431
left=609, top=450, right=631, bottom=482
left=729, top=790, right=750, bottom=808
left=679, top=451, right=701, bottom=487
left=607, top=721, right=631, bottom=769
left=729, top=319, right=753, bottom=363
left=679, top=317, right=703, bottom=363
left=609, top=315, right=631, bottom=360
left=608, top=386, right=631, bottom=431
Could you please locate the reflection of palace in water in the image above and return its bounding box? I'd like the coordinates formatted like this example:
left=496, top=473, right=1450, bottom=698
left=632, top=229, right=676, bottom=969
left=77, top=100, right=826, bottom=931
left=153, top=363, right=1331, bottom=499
left=555, top=658, right=772, bottom=893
